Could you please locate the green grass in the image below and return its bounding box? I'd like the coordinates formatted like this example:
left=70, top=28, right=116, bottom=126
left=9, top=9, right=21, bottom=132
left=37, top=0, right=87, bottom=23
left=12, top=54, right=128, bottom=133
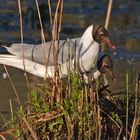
left=0, top=72, right=139, bottom=140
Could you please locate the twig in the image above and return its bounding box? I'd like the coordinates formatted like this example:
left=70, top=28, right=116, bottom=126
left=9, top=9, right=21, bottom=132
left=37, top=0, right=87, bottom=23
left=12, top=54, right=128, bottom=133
left=22, top=117, right=38, bottom=140
left=3, top=65, right=20, bottom=105
left=9, top=99, right=14, bottom=121
left=0, top=135, right=6, bottom=140
left=17, top=0, right=30, bottom=92
left=95, top=80, right=101, bottom=140
left=35, top=0, right=47, bottom=74
left=104, top=0, right=113, bottom=29
left=126, top=73, right=129, bottom=140
left=48, top=0, right=53, bottom=28
left=129, top=74, right=139, bottom=140
left=52, top=0, right=61, bottom=72
left=101, top=109, right=121, bottom=129
left=58, top=0, right=64, bottom=39
left=117, top=126, right=123, bottom=140
left=0, top=110, right=63, bottom=136
left=35, top=113, right=63, bottom=123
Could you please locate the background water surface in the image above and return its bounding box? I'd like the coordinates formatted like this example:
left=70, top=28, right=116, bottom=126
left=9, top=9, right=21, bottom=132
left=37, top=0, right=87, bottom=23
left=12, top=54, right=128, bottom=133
left=0, top=0, right=140, bottom=127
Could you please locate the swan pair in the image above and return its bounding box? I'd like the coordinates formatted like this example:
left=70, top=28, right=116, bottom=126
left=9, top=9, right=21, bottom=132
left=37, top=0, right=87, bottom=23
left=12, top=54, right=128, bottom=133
left=0, top=25, right=116, bottom=80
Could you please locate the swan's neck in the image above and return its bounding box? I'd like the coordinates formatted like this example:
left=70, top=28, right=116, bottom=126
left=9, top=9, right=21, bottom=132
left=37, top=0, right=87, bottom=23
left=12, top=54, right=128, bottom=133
left=77, top=25, right=100, bottom=72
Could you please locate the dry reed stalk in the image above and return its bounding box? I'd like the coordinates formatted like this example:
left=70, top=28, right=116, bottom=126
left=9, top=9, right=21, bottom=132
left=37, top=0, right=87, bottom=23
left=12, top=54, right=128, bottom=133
left=44, top=2, right=53, bottom=81
left=17, top=0, right=30, bottom=92
left=64, top=112, right=73, bottom=140
left=117, top=126, right=123, bottom=140
left=0, top=134, right=6, bottom=140
left=48, top=0, right=53, bottom=27
left=129, top=118, right=137, bottom=140
left=89, top=84, right=96, bottom=137
left=104, top=0, right=113, bottom=29
left=49, top=0, right=63, bottom=107
left=56, top=1, right=63, bottom=104
left=35, top=112, right=63, bottom=123
left=35, top=0, right=48, bottom=82
left=50, top=81, right=55, bottom=108
left=0, top=113, right=9, bottom=130
left=95, top=80, right=101, bottom=140
left=84, top=84, right=90, bottom=139
left=58, top=0, right=64, bottom=39
left=67, top=37, right=71, bottom=98
left=80, top=82, right=85, bottom=139
left=9, top=99, right=14, bottom=121
left=135, top=74, right=139, bottom=118
left=90, top=86, right=97, bottom=137
left=22, top=117, right=38, bottom=140
left=52, top=0, right=61, bottom=72
left=0, top=123, right=25, bottom=136
left=129, top=74, right=139, bottom=140
left=101, top=109, right=121, bottom=129
left=3, top=65, right=20, bottom=105
left=0, top=110, right=63, bottom=137
left=126, top=73, right=129, bottom=139
left=0, top=121, right=26, bottom=136
left=56, top=79, right=62, bottom=104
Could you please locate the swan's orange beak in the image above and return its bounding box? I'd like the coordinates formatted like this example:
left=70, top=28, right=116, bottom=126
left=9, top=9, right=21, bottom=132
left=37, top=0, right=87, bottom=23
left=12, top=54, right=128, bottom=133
left=100, top=36, right=116, bottom=50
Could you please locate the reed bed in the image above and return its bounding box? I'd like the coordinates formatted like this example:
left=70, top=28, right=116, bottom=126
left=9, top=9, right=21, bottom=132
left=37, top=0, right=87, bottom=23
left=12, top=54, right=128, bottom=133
left=0, top=73, right=139, bottom=139
left=0, top=0, right=140, bottom=140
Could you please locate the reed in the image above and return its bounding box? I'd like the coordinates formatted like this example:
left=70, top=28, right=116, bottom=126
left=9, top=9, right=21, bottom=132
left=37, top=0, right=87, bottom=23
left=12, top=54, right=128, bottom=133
left=1, top=71, right=140, bottom=139
left=125, top=73, right=129, bottom=139
left=18, top=0, right=30, bottom=93
left=3, top=65, right=20, bottom=105
left=129, top=73, right=139, bottom=140
left=104, top=0, right=113, bottom=29
left=9, top=99, right=14, bottom=122
left=0, top=0, right=139, bottom=140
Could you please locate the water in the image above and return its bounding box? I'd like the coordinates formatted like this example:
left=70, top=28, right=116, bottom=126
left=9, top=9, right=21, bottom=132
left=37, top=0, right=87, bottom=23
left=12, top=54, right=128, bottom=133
left=0, top=0, right=140, bottom=127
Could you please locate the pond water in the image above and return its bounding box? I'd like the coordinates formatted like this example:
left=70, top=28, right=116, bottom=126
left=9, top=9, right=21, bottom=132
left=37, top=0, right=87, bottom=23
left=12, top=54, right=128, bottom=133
left=0, top=0, right=140, bottom=127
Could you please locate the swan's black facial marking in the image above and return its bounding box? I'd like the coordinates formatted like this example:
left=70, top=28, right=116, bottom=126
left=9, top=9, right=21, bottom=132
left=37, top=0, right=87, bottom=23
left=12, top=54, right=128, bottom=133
left=98, top=54, right=115, bottom=80
left=92, top=25, right=116, bottom=49
left=92, top=25, right=109, bottom=43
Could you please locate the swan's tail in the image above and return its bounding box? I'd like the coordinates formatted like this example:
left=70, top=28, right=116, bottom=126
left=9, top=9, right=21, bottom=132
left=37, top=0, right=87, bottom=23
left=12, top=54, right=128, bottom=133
left=0, top=41, right=11, bottom=54
left=0, top=55, right=69, bottom=79
left=0, top=55, right=48, bottom=78
left=0, top=41, right=11, bottom=47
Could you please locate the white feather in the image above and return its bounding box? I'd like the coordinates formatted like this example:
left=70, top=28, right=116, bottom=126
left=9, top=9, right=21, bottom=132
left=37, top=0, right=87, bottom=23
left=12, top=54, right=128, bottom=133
left=0, top=25, right=101, bottom=79
left=0, top=55, right=72, bottom=79
left=0, top=55, right=47, bottom=78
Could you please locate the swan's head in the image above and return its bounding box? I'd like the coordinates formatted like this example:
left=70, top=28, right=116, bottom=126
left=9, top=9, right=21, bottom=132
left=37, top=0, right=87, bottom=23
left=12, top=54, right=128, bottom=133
left=92, top=25, right=116, bottom=49
left=98, top=54, right=115, bottom=81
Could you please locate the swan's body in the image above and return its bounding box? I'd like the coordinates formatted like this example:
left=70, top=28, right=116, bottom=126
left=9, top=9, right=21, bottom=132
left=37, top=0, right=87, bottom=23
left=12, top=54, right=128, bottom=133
left=0, top=25, right=115, bottom=79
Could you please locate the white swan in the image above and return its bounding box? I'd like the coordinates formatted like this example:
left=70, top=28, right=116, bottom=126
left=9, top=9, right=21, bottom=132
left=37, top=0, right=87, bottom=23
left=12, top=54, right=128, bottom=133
left=0, top=25, right=116, bottom=79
